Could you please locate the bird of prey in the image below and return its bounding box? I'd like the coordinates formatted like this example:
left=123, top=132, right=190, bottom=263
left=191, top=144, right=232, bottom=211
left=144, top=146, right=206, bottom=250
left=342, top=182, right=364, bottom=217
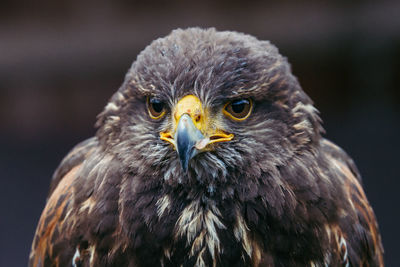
left=29, top=28, right=384, bottom=266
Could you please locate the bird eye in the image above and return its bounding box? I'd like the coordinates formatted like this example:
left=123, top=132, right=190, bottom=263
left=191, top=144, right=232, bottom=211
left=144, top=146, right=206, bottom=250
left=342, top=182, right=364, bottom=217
left=147, top=97, right=166, bottom=119
left=223, top=98, right=252, bottom=121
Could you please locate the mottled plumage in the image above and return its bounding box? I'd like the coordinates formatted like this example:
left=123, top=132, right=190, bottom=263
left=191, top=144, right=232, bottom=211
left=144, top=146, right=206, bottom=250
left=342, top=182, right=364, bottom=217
left=30, top=28, right=383, bottom=266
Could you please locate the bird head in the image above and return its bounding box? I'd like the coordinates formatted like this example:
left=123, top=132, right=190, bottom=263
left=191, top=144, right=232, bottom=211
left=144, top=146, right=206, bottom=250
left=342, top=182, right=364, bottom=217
left=95, top=28, right=323, bottom=190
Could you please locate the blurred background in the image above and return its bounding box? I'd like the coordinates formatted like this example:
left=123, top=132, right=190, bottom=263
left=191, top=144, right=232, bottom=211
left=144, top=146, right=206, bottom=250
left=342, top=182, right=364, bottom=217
left=0, top=0, right=399, bottom=266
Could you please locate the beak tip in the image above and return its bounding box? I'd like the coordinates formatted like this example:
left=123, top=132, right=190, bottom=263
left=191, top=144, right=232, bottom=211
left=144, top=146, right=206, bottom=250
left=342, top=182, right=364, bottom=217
left=179, top=153, right=189, bottom=173
left=178, top=145, right=198, bottom=173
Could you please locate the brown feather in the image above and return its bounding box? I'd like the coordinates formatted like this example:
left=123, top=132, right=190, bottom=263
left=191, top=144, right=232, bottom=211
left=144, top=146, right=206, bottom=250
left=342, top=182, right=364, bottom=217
left=30, top=28, right=383, bottom=267
left=30, top=164, right=79, bottom=266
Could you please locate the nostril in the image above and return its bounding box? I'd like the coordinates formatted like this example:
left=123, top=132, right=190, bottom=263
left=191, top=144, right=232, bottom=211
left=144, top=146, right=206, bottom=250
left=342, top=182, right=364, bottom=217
left=194, top=114, right=201, bottom=122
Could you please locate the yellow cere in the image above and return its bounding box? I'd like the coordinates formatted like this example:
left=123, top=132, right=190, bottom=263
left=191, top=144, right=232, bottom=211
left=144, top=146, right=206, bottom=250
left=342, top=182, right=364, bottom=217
left=174, top=95, right=204, bottom=132
left=160, top=94, right=234, bottom=149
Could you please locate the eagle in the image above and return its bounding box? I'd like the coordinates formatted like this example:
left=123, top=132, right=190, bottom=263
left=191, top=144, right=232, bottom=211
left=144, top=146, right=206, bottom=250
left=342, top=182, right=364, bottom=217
left=29, top=28, right=384, bottom=266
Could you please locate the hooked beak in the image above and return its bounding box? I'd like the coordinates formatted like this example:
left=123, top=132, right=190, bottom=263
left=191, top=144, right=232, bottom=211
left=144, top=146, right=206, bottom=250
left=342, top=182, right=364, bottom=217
left=174, top=114, right=204, bottom=172
left=160, top=95, right=234, bottom=172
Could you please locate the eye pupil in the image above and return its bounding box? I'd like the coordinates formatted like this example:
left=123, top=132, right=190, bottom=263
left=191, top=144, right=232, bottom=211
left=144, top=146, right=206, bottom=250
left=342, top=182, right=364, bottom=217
left=223, top=98, right=252, bottom=121
left=148, top=97, right=166, bottom=119
left=231, top=100, right=248, bottom=114
left=151, top=99, right=164, bottom=113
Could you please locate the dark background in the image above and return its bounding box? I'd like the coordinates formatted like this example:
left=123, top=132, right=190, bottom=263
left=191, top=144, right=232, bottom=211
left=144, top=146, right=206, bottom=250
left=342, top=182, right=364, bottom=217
left=1, top=0, right=399, bottom=266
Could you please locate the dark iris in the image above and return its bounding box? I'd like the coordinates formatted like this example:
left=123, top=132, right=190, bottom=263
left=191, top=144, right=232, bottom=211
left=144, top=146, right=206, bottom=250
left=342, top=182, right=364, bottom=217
left=150, top=99, right=164, bottom=113
left=224, top=98, right=252, bottom=120
left=231, top=99, right=248, bottom=113
left=147, top=97, right=166, bottom=119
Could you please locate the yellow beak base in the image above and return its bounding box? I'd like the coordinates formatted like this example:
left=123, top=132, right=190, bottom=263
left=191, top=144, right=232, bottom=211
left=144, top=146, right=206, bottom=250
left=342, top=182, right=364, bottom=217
left=160, top=95, right=233, bottom=150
